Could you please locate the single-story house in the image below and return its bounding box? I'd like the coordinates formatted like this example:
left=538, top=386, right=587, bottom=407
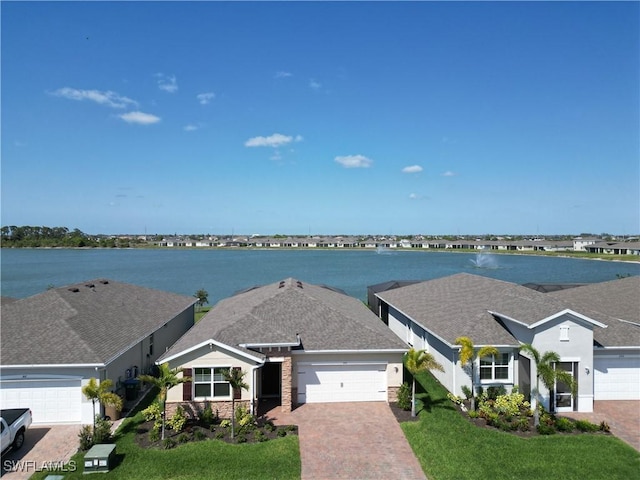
left=0, top=279, right=196, bottom=424
left=158, top=278, right=407, bottom=419
left=375, top=273, right=639, bottom=413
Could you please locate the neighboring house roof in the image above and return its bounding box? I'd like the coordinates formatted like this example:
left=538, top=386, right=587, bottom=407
left=159, top=278, right=407, bottom=363
left=0, top=279, right=197, bottom=366
left=548, top=276, right=640, bottom=348
left=376, top=273, right=608, bottom=347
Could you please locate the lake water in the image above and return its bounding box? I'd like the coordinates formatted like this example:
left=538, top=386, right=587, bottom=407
left=1, top=248, right=638, bottom=303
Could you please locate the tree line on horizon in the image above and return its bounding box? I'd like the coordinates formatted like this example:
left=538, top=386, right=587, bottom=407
left=0, top=225, right=137, bottom=248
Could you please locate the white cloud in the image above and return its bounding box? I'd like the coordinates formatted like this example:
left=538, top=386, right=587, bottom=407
left=309, top=79, right=322, bottom=90
left=275, top=71, right=292, bottom=79
left=409, top=193, right=419, bottom=200
left=402, top=165, right=423, bottom=174
left=245, top=133, right=301, bottom=148
left=335, top=155, right=373, bottom=168
left=156, top=73, right=178, bottom=93
left=183, top=124, right=199, bottom=131
left=50, top=87, right=138, bottom=109
left=442, top=171, right=457, bottom=177
left=119, top=111, right=161, bottom=125
left=197, top=92, right=215, bottom=105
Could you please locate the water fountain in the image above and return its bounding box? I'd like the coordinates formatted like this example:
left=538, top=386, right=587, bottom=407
left=469, top=253, right=499, bottom=269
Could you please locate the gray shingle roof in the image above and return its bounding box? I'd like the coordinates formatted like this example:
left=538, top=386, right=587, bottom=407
left=377, top=273, right=640, bottom=349
left=1, top=279, right=196, bottom=366
left=159, top=278, right=407, bottom=362
left=549, top=276, right=640, bottom=347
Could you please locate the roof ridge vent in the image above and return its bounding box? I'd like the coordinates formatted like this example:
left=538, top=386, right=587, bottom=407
left=68, top=287, right=80, bottom=293
left=85, top=283, right=95, bottom=288
left=279, top=281, right=285, bottom=289
left=99, top=280, right=109, bottom=284
left=296, top=281, right=303, bottom=289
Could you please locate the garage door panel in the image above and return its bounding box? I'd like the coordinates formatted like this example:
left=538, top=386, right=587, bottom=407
left=0, top=380, right=82, bottom=423
left=298, top=364, right=387, bottom=404
left=594, top=357, right=640, bottom=401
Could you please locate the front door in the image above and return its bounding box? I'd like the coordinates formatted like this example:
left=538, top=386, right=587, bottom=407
left=554, top=362, right=577, bottom=412
left=260, top=362, right=281, bottom=398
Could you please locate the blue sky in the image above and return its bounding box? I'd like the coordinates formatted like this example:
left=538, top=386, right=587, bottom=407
left=2, top=2, right=638, bottom=236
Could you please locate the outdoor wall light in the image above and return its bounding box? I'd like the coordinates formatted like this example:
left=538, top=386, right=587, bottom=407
left=585, top=366, right=590, bottom=375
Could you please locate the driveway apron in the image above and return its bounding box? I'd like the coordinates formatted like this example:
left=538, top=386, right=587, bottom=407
left=269, top=402, right=426, bottom=480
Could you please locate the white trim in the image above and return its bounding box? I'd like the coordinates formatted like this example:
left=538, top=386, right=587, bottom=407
left=0, top=374, right=84, bottom=382
left=529, top=309, right=607, bottom=329
left=292, top=349, right=406, bottom=354
left=192, top=366, right=233, bottom=400
left=559, top=357, right=581, bottom=362
left=594, top=346, right=640, bottom=351
left=159, top=339, right=264, bottom=364
left=0, top=364, right=104, bottom=369
left=297, top=361, right=388, bottom=367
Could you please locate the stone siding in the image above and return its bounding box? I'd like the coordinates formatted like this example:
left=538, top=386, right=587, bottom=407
left=166, top=400, right=250, bottom=420
left=387, top=386, right=400, bottom=403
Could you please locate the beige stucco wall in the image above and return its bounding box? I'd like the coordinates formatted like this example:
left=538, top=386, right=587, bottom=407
left=165, top=344, right=261, bottom=404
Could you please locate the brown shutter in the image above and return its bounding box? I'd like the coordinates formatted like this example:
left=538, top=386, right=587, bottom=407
left=183, top=368, right=192, bottom=401
left=233, top=367, right=242, bottom=400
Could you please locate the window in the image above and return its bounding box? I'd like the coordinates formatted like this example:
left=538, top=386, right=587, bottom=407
left=194, top=367, right=231, bottom=398
left=149, top=333, right=154, bottom=356
left=480, top=353, right=509, bottom=381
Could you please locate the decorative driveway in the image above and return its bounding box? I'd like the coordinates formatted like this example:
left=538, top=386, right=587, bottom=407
left=267, top=402, right=427, bottom=480
left=1, top=424, right=79, bottom=480
left=562, top=400, right=640, bottom=451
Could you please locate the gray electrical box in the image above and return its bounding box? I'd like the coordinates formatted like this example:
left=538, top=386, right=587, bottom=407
left=83, top=444, right=116, bottom=474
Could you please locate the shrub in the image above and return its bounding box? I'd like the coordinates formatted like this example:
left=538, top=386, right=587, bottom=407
left=78, top=425, right=93, bottom=451
left=177, top=432, right=190, bottom=444
left=468, top=410, right=480, bottom=419
left=575, top=420, right=599, bottom=432
left=200, top=402, right=216, bottom=426
left=277, top=428, right=287, bottom=437
left=93, top=416, right=113, bottom=444
left=148, top=429, right=160, bottom=443
left=235, top=405, right=255, bottom=431
left=517, top=417, right=530, bottom=432
left=254, top=430, right=268, bottom=442
left=235, top=434, right=247, bottom=444
left=220, top=419, right=231, bottom=429
left=461, top=385, right=473, bottom=400
left=555, top=417, right=575, bottom=432
left=168, top=405, right=187, bottom=433
left=264, top=421, right=275, bottom=432
left=194, top=429, right=206, bottom=441
left=397, top=382, right=412, bottom=411
left=599, top=421, right=611, bottom=433
left=537, top=423, right=557, bottom=435
left=486, top=385, right=507, bottom=400
left=142, top=403, right=163, bottom=431
left=447, top=392, right=463, bottom=405
left=493, top=391, right=530, bottom=417
left=215, top=430, right=226, bottom=439
left=162, top=438, right=176, bottom=449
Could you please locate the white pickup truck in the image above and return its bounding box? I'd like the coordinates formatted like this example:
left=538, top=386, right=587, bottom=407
left=1, top=408, right=32, bottom=455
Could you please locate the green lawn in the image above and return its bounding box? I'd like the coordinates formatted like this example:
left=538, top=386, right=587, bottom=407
left=403, top=372, right=640, bottom=480
left=30, top=393, right=300, bottom=480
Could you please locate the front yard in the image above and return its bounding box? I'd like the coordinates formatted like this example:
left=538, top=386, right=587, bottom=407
left=403, top=371, right=640, bottom=480
left=29, top=393, right=300, bottom=480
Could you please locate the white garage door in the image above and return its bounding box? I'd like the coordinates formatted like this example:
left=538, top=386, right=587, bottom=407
left=594, top=356, right=640, bottom=400
left=297, top=363, right=387, bottom=404
left=0, top=379, right=82, bottom=423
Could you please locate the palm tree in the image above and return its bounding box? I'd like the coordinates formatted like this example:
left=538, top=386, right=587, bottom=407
left=138, top=363, right=191, bottom=440
left=519, top=343, right=577, bottom=426
left=455, top=336, right=499, bottom=411
left=193, top=289, right=209, bottom=312
left=404, top=348, right=444, bottom=417
left=81, top=378, right=123, bottom=436
left=222, top=368, right=249, bottom=438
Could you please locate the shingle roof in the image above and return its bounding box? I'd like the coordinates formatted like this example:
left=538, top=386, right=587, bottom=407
left=377, top=273, right=640, bottom=349
left=159, top=278, right=407, bottom=362
left=549, top=276, right=640, bottom=347
left=0, top=279, right=196, bottom=366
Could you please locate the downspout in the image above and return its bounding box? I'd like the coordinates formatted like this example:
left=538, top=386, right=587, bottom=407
left=250, top=364, right=261, bottom=415
left=452, top=348, right=456, bottom=395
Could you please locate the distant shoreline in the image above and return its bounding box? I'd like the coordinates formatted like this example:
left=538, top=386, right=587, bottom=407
left=2, top=245, right=639, bottom=264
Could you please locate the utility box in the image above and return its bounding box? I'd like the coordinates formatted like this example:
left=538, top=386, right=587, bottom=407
left=83, top=444, right=116, bottom=474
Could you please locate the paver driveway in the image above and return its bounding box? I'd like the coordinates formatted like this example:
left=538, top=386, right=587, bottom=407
left=1, top=424, right=78, bottom=480
left=268, top=402, right=427, bottom=480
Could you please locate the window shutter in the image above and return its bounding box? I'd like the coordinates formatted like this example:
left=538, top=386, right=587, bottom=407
left=183, top=368, right=192, bottom=401
left=233, top=367, right=242, bottom=400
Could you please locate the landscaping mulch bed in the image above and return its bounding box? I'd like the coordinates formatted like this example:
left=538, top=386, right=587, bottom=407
left=389, top=402, right=420, bottom=423
left=135, top=418, right=298, bottom=449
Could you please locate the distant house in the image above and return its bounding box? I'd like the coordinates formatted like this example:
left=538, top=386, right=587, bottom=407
left=0, top=280, right=196, bottom=424
left=157, top=278, right=406, bottom=419
left=375, top=274, right=639, bottom=413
